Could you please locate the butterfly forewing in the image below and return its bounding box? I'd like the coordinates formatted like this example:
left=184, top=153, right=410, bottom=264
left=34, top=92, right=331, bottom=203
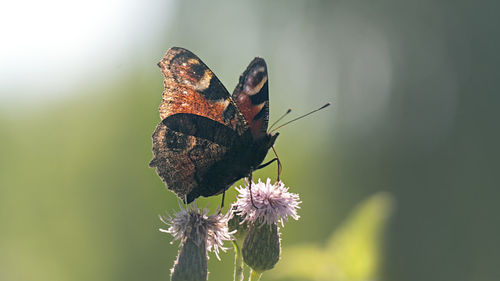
left=232, top=57, right=270, bottom=140
left=157, top=47, right=248, bottom=135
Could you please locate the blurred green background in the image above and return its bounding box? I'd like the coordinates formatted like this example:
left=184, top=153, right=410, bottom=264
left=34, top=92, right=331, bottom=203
left=1, top=0, right=499, bottom=280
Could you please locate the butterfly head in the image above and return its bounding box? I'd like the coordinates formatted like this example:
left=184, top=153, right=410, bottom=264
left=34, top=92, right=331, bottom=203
left=266, top=131, right=279, bottom=148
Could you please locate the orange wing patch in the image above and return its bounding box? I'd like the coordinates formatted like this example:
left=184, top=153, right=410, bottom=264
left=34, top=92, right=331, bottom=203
left=159, top=88, right=230, bottom=124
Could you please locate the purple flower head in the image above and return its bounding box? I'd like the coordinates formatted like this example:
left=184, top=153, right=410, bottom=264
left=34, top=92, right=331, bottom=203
left=235, top=178, right=301, bottom=226
left=159, top=203, right=231, bottom=260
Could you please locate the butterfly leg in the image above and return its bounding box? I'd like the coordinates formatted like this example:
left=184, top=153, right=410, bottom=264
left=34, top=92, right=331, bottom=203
left=255, top=147, right=282, bottom=181
left=268, top=146, right=283, bottom=181
left=256, top=158, right=277, bottom=170
left=219, top=189, right=226, bottom=211
left=272, top=146, right=282, bottom=181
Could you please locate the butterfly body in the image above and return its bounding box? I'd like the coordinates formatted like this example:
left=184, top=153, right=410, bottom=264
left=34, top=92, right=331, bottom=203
left=183, top=126, right=277, bottom=203
left=150, top=47, right=276, bottom=203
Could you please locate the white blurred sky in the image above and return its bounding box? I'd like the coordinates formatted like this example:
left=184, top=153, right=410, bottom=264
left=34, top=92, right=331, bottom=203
left=0, top=0, right=173, bottom=106
left=0, top=0, right=457, bottom=148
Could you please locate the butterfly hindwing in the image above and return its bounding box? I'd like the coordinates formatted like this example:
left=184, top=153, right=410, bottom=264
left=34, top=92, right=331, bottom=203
left=232, top=57, right=270, bottom=140
left=150, top=119, right=232, bottom=202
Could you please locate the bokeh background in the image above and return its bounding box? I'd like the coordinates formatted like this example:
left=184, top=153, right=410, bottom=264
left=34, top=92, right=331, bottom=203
left=1, top=0, right=499, bottom=280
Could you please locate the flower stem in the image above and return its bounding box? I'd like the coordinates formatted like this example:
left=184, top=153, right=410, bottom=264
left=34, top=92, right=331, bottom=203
left=233, top=241, right=244, bottom=281
left=248, top=269, right=262, bottom=281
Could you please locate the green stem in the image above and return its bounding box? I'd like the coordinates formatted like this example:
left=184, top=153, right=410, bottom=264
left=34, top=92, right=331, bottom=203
left=233, top=241, right=244, bottom=281
left=248, top=269, right=262, bottom=281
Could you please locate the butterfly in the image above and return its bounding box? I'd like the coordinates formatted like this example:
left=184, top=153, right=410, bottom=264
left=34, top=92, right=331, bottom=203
left=149, top=47, right=279, bottom=204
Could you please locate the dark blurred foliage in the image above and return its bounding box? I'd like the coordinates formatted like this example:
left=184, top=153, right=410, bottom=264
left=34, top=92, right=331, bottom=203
left=1, top=0, right=499, bottom=280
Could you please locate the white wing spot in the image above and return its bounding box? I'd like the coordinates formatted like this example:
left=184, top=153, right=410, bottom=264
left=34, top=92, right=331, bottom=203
left=194, top=70, right=212, bottom=91
left=245, top=75, right=268, bottom=96
left=218, top=99, right=231, bottom=108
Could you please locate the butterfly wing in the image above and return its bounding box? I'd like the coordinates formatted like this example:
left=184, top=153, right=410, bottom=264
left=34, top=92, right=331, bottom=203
left=150, top=47, right=250, bottom=202
left=232, top=57, right=270, bottom=140
left=150, top=114, right=247, bottom=203
left=157, top=47, right=248, bottom=135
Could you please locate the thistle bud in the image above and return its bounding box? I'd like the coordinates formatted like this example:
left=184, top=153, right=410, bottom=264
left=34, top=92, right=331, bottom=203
left=159, top=204, right=231, bottom=281
left=234, top=178, right=301, bottom=274
left=170, top=229, right=208, bottom=281
left=242, top=222, right=281, bottom=273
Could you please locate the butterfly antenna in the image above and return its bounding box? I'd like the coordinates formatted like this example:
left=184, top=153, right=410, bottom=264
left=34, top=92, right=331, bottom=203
left=268, top=108, right=292, bottom=131
left=270, top=102, right=331, bottom=133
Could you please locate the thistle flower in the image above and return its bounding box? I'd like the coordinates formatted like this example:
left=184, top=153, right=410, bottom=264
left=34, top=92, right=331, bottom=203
left=159, top=204, right=232, bottom=281
left=235, top=178, right=301, bottom=226
left=234, top=179, right=301, bottom=275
